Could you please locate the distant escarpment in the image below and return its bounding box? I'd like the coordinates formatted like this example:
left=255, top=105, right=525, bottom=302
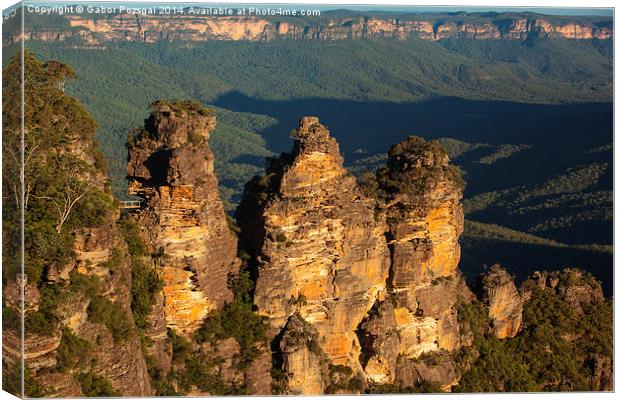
left=5, top=11, right=612, bottom=45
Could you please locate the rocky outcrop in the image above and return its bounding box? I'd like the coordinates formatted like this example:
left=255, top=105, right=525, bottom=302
left=396, top=352, right=458, bottom=391
left=357, top=136, right=466, bottom=388
left=357, top=301, right=400, bottom=384
left=127, top=100, right=240, bottom=334
left=379, top=136, right=465, bottom=349
left=236, top=125, right=469, bottom=393
left=521, top=268, right=604, bottom=313
left=237, top=116, right=391, bottom=394
left=278, top=315, right=329, bottom=395
left=478, top=265, right=523, bottom=339
left=6, top=13, right=612, bottom=45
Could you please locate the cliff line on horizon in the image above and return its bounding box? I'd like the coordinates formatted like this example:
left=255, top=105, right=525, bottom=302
left=3, top=10, right=613, bottom=45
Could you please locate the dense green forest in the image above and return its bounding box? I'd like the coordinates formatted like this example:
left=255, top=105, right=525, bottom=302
left=8, top=35, right=612, bottom=292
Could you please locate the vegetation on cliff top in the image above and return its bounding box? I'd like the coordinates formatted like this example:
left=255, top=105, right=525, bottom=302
left=455, top=280, right=613, bottom=392
left=149, top=99, right=215, bottom=117
left=2, top=50, right=114, bottom=286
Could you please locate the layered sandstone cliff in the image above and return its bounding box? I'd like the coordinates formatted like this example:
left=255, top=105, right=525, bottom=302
left=356, top=136, right=467, bottom=390
left=236, top=117, right=391, bottom=394
left=127, top=100, right=240, bottom=334
left=235, top=121, right=471, bottom=393
left=6, top=12, right=612, bottom=45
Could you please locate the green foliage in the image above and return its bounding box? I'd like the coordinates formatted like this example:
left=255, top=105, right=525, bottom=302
left=476, top=144, right=530, bottom=165
left=117, top=219, right=148, bottom=257
left=146, top=355, right=178, bottom=396
left=357, top=171, right=382, bottom=199
left=118, top=218, right=163, bottom=331
left=365, top=381, right=442, bottom=394
left=75, top=372, right=119, bottom=397
left=69, top=270, right=102, bottom=294
left=2, top=305, right=20, bottom=332
left=376, top=136, right=464, bottom=203
left=87, top=295, right=132, bottom=342
left=226, top=215, right=241, bottom=236
left=168, top=328, right=193, bottom=363
left=2, top=50, right=113, bottom=293
left=55, top=328, right=93, bottom=373
left=150, top=99, right=214, bottom=117
left=194, top=267, right=267, bottom=372
left=455, top=284, right=612, bottom=392
left=68, top=188, right=115, bottom=228
left=167, top=328, right=248, bottom=395
left=177, top=354, right=246, bottom=395
left=325, top=365, right=365, bottom=394
left=20, top=36, right=612, bottom=208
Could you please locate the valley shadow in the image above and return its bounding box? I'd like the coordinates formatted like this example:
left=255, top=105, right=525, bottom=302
left=213, top=91, right=613, bottom=292
left=213, top=91, right=612, bottom=153
left=460, top=237, right=613, bottom=295
left=213, top=91, right=612, bottom=195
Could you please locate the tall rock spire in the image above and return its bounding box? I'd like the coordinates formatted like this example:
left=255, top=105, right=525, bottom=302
left=236, top=116, right=390, bottom=394
left=359, top=136, right=467, bottom=388
left=127, top=101, right=239, bottom=333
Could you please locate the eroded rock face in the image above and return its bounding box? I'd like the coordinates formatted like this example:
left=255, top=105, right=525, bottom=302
left=237, top=117, right=390, bottom=393
left=127, top=101, right=239, bottom=333
left=357, top=301, right=400, bottom=384
left=279, top=315, right=329, bottom=395
left=370, top=136, right=466, bottom=381
left=478, top=265, right=523, bottom=339
left=237, top=127, right=469, bottom=393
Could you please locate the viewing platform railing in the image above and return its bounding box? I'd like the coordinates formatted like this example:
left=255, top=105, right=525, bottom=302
left=118, top=200, right=143, bottom=209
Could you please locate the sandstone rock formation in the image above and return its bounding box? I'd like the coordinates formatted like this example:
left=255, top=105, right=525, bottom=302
left=127, top=100, right=240, bottom=333
left=237, top=116, right=391, bottom=394
left=478, top=264, right=523, bottom=339
left=379, top=136, right=465, bottom=350
left=6, top=13, right=612, bottom=45
left=358, top=136, right=467, bottom=389
left=236, top=122, right=470, bottom=393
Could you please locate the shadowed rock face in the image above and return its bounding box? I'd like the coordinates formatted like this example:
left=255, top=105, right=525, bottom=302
left=479, top=264, right=523, bottom=339
left=237, top=116, right=391, bottom=394
left=127, top=102, right=239, bottom=334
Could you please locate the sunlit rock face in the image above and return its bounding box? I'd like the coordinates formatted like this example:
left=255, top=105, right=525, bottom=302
left=355, top=136, right=467, bottom=388
left=236, top=116, right=391, bottom=394
left=127, top=101, right=239, bottom=334
left=6, top=14, right=612, bottom=45
left=379, top=136, right=465, bottom=354
left=478, top=264, right=523, bottom=339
